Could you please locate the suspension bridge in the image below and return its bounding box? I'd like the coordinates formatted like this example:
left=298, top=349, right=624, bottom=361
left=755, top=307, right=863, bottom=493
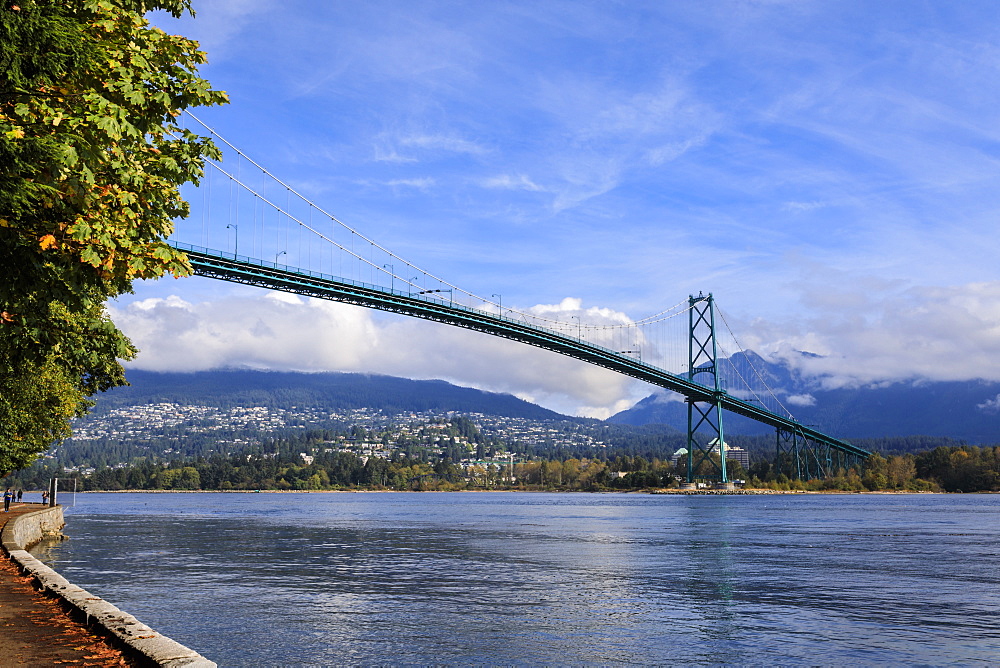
left=167, top=114, right=870, bottom=483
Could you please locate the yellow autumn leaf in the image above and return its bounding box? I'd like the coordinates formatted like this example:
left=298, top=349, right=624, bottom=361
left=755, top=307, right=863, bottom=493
left=39, top=234, right=57, bottom=250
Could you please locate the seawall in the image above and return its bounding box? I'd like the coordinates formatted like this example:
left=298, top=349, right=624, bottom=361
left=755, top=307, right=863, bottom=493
left=1, top=506, right=216, bottom=668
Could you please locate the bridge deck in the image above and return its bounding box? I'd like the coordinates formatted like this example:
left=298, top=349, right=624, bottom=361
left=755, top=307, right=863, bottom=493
left=172, top=242, right=870, bottom=460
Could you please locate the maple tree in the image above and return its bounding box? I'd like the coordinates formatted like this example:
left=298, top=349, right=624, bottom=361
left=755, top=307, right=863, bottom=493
left=0, top=0, right=227, bottom=474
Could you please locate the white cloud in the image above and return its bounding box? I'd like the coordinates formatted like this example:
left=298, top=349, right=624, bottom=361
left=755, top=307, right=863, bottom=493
left=742, top=280, right=1000, bottom=388
left=110, top=294, right=378, bottom=372
left=373, top=147, right=417, bottom=164
left=385, top=178, right=435, bottom=190
left=113, top=276, right=1000, bottom=419
left=109, top=292, right=647, bottom=418
left=400, top=134, right=488, bottom=156
left=524, top=74, right=724, bottom=212
left=548, top=159, right=623, bottom=213
left=649, top=390, right=685, bottom=405
left=786, top=394, right=816, bottom=407
left=782, top=200, right=829, bottom=213
left=977, top=394, right=1000, bottom=414
left=481, top=174, right=544, bottom=192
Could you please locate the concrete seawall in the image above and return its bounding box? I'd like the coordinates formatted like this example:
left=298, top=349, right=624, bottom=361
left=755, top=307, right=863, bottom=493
left=1, top=506, right=216, bottom=668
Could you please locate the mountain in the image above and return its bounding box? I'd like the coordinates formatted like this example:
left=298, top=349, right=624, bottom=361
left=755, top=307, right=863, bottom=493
left=96, top=369, right=567, bottom=420
left=609, top=352, right=1000, bottom=444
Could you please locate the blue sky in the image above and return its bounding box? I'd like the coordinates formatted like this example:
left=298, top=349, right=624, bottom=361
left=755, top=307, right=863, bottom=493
left=115, top=1, right=1000, bottom=417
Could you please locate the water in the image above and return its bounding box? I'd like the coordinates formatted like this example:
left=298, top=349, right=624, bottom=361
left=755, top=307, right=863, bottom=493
left=34, top=492, right=1000, bottom=665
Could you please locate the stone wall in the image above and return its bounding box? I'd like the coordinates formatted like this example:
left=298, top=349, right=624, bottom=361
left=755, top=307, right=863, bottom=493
left=2, top=507, right=216, bottom=668
left=0, top=505, right=64, bottom=554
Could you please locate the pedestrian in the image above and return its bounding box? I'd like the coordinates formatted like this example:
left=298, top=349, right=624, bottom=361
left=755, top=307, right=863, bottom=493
left=41, top=490, right=48, bottom=505
left=2, top=488, right=11, bottom=512
left=16, top=489, right=22, bottom=503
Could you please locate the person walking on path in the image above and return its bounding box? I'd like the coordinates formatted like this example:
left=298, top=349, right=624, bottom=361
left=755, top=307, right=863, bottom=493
left=3, top=488, right=12, bottom=512
left=16, top=489, right=22, bottom=503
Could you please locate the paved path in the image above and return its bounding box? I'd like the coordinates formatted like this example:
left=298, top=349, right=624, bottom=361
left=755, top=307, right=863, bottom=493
left=0, top=503, right=129, bottom=667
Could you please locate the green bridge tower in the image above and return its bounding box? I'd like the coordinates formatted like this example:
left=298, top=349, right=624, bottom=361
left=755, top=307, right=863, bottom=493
left=686, top=293, right=729, bottom=485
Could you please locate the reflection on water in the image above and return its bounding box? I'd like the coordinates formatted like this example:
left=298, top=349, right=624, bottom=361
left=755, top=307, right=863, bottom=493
left=34, top=492, right=1000, bottom=665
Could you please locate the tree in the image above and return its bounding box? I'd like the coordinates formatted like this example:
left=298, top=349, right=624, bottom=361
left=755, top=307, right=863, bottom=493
left=885, top=455, right=916, bottom=490
left=561, top=458, right=581, bottom=487
left=0, top=1, right=227, bottom=474
left=0, top=354, right=83, bottom=472
left=861, top=453, right=889, bottom=491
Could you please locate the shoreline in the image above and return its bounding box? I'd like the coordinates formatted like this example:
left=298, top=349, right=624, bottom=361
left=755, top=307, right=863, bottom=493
left=1, top=505, right=216, bottom=667
left=57, top=487, right=954, bottom=495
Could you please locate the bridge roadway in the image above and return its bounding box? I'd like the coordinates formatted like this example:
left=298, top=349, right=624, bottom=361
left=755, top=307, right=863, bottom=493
left=172, top=242, right=870, bottom=461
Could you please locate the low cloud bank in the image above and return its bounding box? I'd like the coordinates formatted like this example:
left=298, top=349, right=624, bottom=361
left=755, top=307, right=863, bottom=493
left=110, top=278, right=1000, bottom=417
left=109, top=293, right=644, bottom=419
left=740, top=280, right=1000, bottom=390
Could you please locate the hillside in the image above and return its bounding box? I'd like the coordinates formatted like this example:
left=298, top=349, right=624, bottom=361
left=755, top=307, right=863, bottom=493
left=50, top=369, right=673, bottom=468
left=54, top=365, right=999, bottom=475
left=96, top=369, right=566, bottom=419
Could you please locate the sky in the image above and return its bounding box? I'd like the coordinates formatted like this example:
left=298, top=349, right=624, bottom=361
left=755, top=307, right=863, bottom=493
left=114, top=1, right=1000, bottom=418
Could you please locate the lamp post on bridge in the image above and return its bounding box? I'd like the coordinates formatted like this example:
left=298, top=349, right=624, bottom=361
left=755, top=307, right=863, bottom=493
left=492, top=294, right=502, bottom=319
left=226, top=224, right=238, bottom=256
left=275, top=250, right=286, bottom=265
left=571, top=315, right=581, bottom=340
left=383, top=264, right=394, bottom=292
left=408, top=276, right=419, bottom=297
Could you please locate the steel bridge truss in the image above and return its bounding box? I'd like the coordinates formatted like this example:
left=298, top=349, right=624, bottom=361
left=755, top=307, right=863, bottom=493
left=775, top=427, right=867, bottom=480
left=173, top=243, right=870, bottom=479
